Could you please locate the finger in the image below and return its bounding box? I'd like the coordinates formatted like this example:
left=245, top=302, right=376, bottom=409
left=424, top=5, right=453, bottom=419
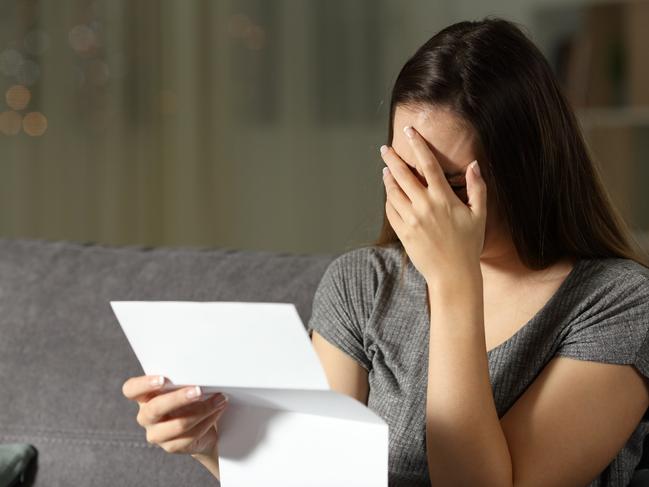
left=138, top=386, right=205, bottom=426
left=382, top=167, right=413, bottom=221
left=147, top=394, right=228, bottom=445
left=122, top=375, right=166, bottom=403
left=159, top=405, right=227, bottom=454
left=402, top=125, right=454, bottom=199
left=165, top=392, right=226, bottom=419
left=465, top=159, right=487, bottom=218
left=385, top=196, right=405, bottom=236
left=380, top=145, right=427, bottom=202
left=189, top=422, right=219, bottom=456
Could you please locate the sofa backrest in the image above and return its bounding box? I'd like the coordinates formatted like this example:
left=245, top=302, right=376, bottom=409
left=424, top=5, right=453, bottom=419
left=0, top=238, right=336, bottom=486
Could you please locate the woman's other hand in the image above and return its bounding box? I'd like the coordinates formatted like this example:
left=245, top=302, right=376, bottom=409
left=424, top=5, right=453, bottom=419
left=122, top=375, right=228, bottom=456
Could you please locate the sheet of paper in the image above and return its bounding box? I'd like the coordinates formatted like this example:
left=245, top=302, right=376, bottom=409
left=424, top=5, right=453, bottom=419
left=111, top=301, right=329, bottom=391
left=111, top=301, right=388, bottom=486
left=217, top=400, right=388, bottom=487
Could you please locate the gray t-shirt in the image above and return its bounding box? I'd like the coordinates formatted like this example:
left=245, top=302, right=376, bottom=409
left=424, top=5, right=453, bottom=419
left=306, top=243, right=649, bottom=487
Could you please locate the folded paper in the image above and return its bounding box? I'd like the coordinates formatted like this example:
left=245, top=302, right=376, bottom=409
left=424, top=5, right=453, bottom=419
left=111, top=301, right=388, bottom=487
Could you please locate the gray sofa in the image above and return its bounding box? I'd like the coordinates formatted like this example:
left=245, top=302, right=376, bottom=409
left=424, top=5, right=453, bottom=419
left=1, top=237, right=648, bottom=486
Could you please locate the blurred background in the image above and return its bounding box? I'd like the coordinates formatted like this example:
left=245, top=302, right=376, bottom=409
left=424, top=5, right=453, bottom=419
left=0, top=0, right=647, bottom=255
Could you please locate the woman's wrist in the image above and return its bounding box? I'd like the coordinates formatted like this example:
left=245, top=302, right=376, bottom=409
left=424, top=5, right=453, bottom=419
left=191, top=445, right=220, bottom=480
left=425, top=263, right=482, bottom=298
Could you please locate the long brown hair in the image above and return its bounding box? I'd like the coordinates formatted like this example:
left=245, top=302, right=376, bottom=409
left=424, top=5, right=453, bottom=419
left=369, top=17, right=647, bottom=279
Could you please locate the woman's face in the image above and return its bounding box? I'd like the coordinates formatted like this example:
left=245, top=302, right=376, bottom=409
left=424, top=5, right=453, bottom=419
left=390, top=104, right=502, bottom=254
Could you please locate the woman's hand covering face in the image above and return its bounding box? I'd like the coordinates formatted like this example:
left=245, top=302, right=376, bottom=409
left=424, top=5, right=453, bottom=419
left=380, top=124, right=487, bottom=283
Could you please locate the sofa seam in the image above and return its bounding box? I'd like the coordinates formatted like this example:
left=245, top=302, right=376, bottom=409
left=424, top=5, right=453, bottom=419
left=0, top=424, right=143, bottom=438
left=0, top=433, right=152, bottom=449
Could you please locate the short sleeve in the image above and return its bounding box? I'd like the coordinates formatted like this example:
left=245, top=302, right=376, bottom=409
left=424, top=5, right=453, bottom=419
left=555, top=270, right=649, bottom=379
left=306, top=249, right=375, bottom=372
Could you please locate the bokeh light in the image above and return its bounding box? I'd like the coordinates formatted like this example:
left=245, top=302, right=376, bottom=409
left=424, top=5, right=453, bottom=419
left=68, top=24, right=96, bottom=53
left=22, top=111, right=47, bottom=136
left=0, top=49, right=23, bottom=76
left=6, top=85, right=31, bottom=110
left=0, top=111, right=22, bottom=135
left=14, top=60, right=40, bottom=86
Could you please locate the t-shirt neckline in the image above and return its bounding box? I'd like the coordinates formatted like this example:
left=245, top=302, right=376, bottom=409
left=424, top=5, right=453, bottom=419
left=485, top=257, right=587, bottom=355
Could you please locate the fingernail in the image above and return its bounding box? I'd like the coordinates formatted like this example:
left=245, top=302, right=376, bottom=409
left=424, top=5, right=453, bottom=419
left=379, top=145, right=388, bottom=155
left=382, top=167, right=389, bottom=177
left=470, top=160, right=481, bottom=177
left=403, top=126, right=415, bottom=139
left=186, top=386, right=201, bottom=399
left=150, top=376, right=164, bottom=387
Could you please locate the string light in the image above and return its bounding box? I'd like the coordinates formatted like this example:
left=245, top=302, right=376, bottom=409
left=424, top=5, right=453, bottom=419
left=6, top=84, right=31, bottom=110
left=22, top=111, right=47, bottom=136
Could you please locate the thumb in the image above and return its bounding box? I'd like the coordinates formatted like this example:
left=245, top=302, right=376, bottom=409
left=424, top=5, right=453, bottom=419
left=465, top=160, right=487, bottom=219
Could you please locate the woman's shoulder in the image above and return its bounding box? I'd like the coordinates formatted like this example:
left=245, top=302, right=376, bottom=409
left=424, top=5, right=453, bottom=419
left=326, top=242, right=406, bottom=279
left=314, top=243, right=412, bottom=305
left=579, top=256, right=649, bottom=295
left=566, top=256, right=649, bottom=323
left=555, top=256, right=649, bottom=377
left=586, top=255, right=649, bottom=278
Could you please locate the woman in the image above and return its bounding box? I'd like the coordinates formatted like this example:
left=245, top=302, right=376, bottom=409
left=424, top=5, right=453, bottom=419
left=122, top=18, right=649, bottom=486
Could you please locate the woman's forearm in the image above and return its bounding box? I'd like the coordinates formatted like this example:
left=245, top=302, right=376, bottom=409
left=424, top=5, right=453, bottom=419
left=425, top=269, right=513, bottom=486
